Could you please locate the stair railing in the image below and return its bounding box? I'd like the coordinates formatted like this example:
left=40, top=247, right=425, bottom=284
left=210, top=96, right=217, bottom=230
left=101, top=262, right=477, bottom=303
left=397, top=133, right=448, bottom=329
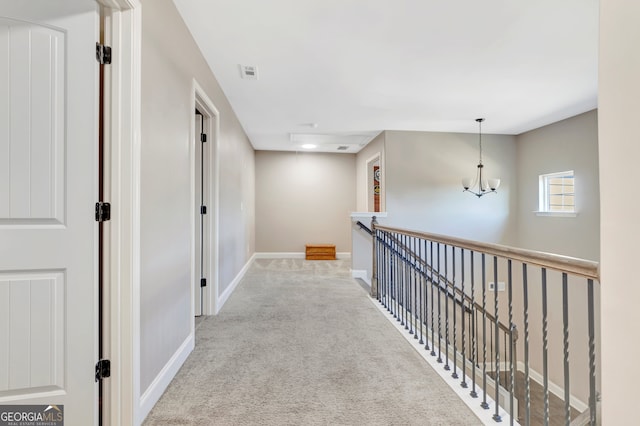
left=370, top=218, right=600, bottom=426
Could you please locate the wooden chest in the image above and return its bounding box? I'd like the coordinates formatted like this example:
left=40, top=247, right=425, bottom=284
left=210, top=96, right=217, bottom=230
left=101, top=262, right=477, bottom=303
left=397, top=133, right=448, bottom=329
left=305, top=244, right=336, bottom=260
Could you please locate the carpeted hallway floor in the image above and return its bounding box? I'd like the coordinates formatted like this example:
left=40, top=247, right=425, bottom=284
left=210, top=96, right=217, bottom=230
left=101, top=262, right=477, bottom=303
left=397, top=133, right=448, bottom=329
left=143, top=258, right=482, bottom=425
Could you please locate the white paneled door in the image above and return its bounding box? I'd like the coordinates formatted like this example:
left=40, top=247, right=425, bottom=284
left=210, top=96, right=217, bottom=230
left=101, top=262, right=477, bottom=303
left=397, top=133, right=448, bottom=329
left=0, top=1, right=99, bottom=424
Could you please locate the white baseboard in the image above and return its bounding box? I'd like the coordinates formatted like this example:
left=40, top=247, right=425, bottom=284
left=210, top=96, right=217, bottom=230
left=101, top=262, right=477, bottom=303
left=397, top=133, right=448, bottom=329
left=351, top=269, right=371, bottom=286
left=216, top=253, right=256, bottom=314
left=138, top=333, right=194, bottom=424
left=516, top=361, right=588, bottom=413
left=254, top=252, right=305, bottom=259
left=254, top=252, right=351, bottom=260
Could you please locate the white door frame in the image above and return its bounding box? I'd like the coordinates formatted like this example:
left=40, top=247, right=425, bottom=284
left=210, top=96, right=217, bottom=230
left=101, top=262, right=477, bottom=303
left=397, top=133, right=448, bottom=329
left=192, top=80, right=220, bottom=317
left=98, top=0, right=141, bottom=424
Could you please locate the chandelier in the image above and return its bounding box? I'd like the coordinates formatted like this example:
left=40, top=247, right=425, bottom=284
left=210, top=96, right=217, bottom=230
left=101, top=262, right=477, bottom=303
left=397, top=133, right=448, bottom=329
left=462, top=118, right=500, bottom=197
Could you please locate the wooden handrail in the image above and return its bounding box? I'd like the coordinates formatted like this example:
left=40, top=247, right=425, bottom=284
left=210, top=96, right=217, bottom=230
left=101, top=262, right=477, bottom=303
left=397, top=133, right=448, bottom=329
left=373, top=223, right=600, bottom=280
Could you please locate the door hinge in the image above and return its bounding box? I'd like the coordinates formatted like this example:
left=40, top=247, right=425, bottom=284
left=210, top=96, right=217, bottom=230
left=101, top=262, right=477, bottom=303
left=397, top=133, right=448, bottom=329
left=95, top=359, right=111, bottom=382
left=96, top=43, right=112, bottom=65
left=201, top=278, right=207, bottom=287
left=95, top=202, right=111, bottom=222
left=200, top=205, right=207, bottom=215
left=201, top=133, right=207, bottom=143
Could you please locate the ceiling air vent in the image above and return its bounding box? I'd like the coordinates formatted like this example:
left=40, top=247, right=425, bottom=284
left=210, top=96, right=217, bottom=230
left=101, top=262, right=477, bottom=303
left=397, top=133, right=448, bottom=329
left=337, top=146, right=349, bottom=151
left=239, top=65, right=259, bottom=80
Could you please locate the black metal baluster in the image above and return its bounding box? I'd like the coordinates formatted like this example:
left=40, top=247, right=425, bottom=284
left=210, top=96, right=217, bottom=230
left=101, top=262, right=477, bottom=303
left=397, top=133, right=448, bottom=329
left=493, top=256, right=502, bottom=422
left=562, top=272, right=571, bottom=426
left=393, top=234, right=398, bottom=321
left=452, top=247, right=459, bottom=379
left=411, top=237, right=421, bottom=340
left=523, top=263, right=531, bottom=426
left=419, top=238, right=424, bottom=345
left=400, top=235, right=405, bottom=317
left=481, top=253, right=489, bottom=409
left=542, top=268, right=550, bottom=426
left=424, top=239, right=430, bottom=351
left=508, top=260, right=515, bottom=426
left=587, top=278, right=596, bottom=426
left=437, top=243, right=443, bottom=364
left=461, top=249, right=468, bottom=388
left=430, top=241, right=436, bottom=357
left=470, top=251, right=478, bottom=398
left=444, top=244, right=450, bottom=370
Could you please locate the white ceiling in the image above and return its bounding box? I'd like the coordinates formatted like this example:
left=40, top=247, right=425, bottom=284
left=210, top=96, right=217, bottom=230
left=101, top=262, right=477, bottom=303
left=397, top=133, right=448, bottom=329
left=173, top=0, right=599, bottom=154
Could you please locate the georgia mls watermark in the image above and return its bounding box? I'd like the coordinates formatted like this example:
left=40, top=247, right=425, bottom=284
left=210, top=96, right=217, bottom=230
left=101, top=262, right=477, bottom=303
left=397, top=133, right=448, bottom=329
left=0, top=405, right=64, bottom=426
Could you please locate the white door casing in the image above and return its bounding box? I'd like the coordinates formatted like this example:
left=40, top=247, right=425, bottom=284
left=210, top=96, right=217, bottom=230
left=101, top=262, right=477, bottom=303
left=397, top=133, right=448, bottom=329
left=194, top=112, right=205, bottom=317
left=0, top=1, right=99, bottom=424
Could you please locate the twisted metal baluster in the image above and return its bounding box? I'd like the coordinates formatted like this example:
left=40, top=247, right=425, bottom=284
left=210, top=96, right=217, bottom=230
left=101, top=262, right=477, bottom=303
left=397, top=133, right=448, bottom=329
left=437, top=243, right=443, bottom=364
left=481, top=253, right=489, bottom=409
left=460, top=249, right=467, bottom=388
left=470, top=251, right=478, bottom=398
left=508, top=260, right=515, bottom=426
left=412, top=237, right=418, bottom=338
left=444, top=244, right=450, bottom=370
left=587, top=279, right=596, bottom=426
left=418, top=237, right=424, bottom=345
left=431, top=241, right=436, bottom=357
left=423, top=239, right=430, bottom=350
left=523, top=263, right=531, bottom=426
left=562, top=272, right=571, bottom=426
left=493, top=256, right=501, bottom=422
left=452, top=247, right=458, bottom=379
left=542, top=268, right=549, bottom=426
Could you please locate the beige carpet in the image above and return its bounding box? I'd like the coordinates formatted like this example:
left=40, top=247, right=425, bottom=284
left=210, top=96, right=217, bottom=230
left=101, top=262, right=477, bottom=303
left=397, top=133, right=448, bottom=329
left=143, top=258, right=482, bottom=425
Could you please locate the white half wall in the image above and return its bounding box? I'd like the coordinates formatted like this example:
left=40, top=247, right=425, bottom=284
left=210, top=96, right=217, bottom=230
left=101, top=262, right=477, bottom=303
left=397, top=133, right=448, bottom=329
left=599, top=0, right=640, bottom=422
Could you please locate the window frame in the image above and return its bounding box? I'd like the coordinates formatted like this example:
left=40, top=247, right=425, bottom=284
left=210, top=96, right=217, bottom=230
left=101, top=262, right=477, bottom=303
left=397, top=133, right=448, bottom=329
left=536, top=170, right=577, bottom=217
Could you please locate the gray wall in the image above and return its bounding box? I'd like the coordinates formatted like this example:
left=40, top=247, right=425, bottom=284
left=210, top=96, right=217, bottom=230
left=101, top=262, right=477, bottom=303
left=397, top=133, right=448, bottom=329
left=255, top=151, right=356, bottom=253
left=515, top=110, right=599, bottom=260
left=384, top=130, right=518, bottom=245
left=141, top=0, right=255, bottom=392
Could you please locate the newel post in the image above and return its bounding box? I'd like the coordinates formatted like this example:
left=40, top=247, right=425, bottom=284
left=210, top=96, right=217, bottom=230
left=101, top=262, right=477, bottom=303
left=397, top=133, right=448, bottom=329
left=371, top=216, right=378, bottom=299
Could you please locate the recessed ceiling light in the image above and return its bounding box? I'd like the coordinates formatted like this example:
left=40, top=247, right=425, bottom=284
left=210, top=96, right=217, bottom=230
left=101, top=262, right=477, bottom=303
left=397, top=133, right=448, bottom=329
left=301, top=144, right=317, bottom=149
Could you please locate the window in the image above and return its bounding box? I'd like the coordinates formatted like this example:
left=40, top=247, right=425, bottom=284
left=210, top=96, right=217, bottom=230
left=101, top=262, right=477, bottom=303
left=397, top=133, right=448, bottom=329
left=538, top=171, right=575, bottom=214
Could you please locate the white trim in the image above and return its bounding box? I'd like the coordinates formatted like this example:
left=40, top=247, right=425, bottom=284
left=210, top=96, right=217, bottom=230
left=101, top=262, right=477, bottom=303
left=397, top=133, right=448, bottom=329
left=350, top=211, right=388, bottom=219
left=100, top=1, right=141, bottom=425
left=191, top=80, right=221, bottom=317
left=138, top=334, right=195, bottom=423
left=255, top=252, right=305, bottom=259
left=216, top=253, right=256, bottom=314
left=351, top=269, right=371, bottom=286
left=254, top=252, right=351, bottom=260
left=534, top=211, right=578, bottom=217
left=516, top=361, right=588, bottom=413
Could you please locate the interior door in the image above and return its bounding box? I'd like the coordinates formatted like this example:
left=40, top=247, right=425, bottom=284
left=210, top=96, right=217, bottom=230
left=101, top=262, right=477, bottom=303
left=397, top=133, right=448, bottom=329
left=0, top=1, right=99, bottom=424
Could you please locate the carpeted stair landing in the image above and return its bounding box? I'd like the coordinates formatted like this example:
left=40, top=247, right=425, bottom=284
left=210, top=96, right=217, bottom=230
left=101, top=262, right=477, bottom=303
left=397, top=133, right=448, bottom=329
left=143, top=258, right=482, bottom=425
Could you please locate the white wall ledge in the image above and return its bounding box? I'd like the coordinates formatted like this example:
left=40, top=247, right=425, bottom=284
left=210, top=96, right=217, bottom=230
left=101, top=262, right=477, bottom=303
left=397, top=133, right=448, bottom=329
left=534, top=211, right=578, bottom=218
left=350, top=212, right=388, bottom=219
